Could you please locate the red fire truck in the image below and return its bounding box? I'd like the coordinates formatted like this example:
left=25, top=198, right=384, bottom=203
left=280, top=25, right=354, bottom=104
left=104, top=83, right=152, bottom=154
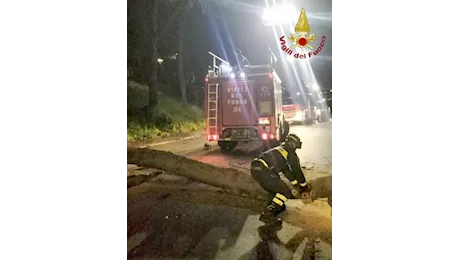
left=204, top=52, right=289, bottom=152
left=282, top=103, right=310, bottom=124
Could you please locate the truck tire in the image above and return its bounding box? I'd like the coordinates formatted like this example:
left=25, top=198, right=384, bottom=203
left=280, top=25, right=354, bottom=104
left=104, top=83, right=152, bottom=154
left=218, top=141, right=237, bottom=153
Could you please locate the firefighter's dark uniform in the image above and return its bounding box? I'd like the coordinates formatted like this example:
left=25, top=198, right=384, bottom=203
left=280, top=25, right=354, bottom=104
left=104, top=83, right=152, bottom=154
left=251, top=134, right=310, bottom=225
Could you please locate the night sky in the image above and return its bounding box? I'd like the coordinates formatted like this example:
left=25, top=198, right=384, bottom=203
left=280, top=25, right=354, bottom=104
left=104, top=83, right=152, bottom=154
left=174, top=0, right=335, bottom=106
left=199, top=0, right=332, bottom=95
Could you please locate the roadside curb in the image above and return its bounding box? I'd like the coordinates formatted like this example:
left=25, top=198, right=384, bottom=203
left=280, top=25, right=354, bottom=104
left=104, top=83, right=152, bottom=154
left=142, top=133, right=204, bottom=148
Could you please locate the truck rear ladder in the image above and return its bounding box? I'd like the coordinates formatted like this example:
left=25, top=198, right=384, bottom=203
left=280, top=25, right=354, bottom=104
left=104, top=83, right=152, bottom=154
left=204, top=51, right=230, bottom=149
left=207, top=83, right=219, bottom=139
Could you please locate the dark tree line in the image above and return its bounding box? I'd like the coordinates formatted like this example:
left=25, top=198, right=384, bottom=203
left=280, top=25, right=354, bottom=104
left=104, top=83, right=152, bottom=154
left=128, top=0, right=215, bottom=122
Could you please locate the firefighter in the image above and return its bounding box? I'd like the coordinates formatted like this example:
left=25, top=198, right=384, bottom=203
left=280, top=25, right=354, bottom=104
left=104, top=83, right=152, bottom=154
left=251, top=133, right=312, bottom=226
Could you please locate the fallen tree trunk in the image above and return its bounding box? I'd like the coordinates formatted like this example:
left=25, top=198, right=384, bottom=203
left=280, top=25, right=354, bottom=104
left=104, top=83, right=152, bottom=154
left=127, top=148, right=332, bottom=201
left=308, top=174, right=332, bottom=205
left=128, top=148, right=266, bottom=198
left=127, top=148, right=332, bottom=244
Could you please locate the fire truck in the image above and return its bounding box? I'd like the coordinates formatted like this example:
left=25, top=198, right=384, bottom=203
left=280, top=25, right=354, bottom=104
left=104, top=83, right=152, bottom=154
left=282, top=102, right=316, bottom=125
left=282, top=103, right=308, bottom=124
left=204, top=51, right=289, bottom=152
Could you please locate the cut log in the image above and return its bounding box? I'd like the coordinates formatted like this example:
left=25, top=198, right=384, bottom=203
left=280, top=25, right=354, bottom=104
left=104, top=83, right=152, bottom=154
left=308, top=175, right=332, bottom=203
left=127, top=148, right=331, bottom=201
left=128, top=148, right=266, bottom=198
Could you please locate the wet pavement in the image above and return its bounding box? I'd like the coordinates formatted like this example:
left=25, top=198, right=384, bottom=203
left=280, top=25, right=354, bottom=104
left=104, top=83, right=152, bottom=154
left=151, top=122, right=332, bottom=174
left=128, top=196, right=331, bottom=260
left=127, top=122, right=332, bottom=259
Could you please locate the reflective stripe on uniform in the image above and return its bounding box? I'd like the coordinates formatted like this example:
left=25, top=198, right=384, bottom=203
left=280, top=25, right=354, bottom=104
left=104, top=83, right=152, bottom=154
left=275, top=146, right=288, bottom=160
left=300, top=182, right=308, bottom=187
left=275, top=193, right=288, bottom=202
left=291, top=180, right=298, bottom=185
left=253, top=158, right=269, bottom=168
left=287, top=134, right=300, bottom=143
left=272, top=197, right=284, bottom=206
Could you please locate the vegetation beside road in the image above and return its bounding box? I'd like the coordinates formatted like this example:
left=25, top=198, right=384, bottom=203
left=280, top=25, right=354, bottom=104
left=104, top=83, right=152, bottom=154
left=127, top=80, right=204, bottom=142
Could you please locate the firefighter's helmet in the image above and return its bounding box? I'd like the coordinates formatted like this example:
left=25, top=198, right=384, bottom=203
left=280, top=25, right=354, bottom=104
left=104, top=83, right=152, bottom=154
left=286, top=133, right=302, bottom=149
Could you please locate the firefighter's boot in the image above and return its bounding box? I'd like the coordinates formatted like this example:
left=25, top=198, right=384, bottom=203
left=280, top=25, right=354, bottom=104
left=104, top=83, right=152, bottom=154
left=258, top=224, right=281, bottom=241
left=259, top=203, right=283, bottom=228
left=274, top=204, right=286, bottom=215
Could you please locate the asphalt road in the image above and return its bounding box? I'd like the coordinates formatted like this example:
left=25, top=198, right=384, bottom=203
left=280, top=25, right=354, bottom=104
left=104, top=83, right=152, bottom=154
left=290, top=122, right=332, bottom=168
left=127, top=191, right=331, bottom=260
left=128, top=123, right=332, bottom=259
left=150, top=122, right=332, bottom=173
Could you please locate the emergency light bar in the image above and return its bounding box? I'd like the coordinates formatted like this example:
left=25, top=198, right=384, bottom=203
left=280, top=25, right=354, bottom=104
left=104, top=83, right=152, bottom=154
left=233, top=71, right=246, bottom=78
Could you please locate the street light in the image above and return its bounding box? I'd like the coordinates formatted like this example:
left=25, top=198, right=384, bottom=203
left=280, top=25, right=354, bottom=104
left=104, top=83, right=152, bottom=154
left=168, top=53, right=178, bottom=60
left=157, top=58, right=164, bottom=64
left=296, top=92, right=300, bottom=95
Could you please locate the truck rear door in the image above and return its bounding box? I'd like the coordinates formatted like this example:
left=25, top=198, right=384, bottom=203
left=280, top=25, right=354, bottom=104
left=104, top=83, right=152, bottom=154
left=254, top=82, right=274, bottom=117
left=221, top=81, right=257, bottom=126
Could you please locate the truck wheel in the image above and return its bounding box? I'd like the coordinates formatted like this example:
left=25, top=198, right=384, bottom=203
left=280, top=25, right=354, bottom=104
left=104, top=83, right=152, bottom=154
left=218, top=141, right=237, bottom=153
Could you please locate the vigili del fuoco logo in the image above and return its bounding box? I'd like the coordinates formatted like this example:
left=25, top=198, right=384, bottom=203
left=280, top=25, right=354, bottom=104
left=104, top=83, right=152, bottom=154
left=279, top=8, right=326, bottom=59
